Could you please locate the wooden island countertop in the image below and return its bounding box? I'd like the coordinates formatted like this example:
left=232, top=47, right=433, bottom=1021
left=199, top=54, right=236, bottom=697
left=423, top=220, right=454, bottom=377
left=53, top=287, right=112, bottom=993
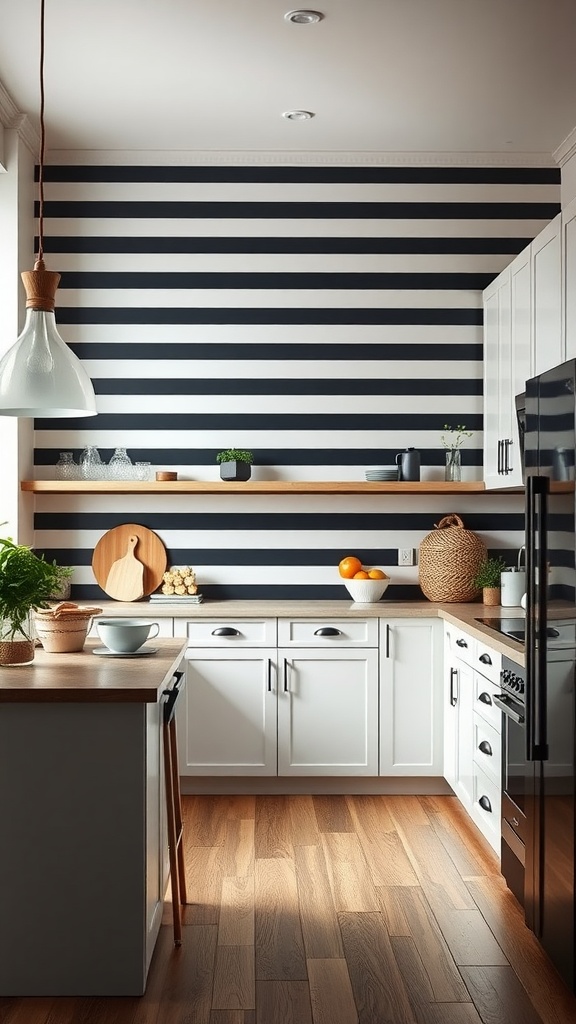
left=0, top=638, right=187, bottom=702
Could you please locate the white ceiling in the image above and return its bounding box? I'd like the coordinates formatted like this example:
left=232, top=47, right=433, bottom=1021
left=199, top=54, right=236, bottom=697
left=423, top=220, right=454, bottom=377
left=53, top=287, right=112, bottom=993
left=0, top=0, right=575, bottom=161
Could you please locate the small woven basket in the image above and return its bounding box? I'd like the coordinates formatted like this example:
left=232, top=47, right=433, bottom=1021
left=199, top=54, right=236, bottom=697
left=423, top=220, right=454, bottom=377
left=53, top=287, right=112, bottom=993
left=418, top=514, right=486, bottom=603
left=34, top=605, right=102, bottom=653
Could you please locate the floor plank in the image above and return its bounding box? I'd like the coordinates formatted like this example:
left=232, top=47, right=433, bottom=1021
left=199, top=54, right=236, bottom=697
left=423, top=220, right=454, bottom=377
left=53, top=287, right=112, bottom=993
left=184, top=845, right=223, bottom=925
left=294, top=843, right=344, bottom=958
left=222, top=818, right=255, bottom=877
left=419, top=795, right=499, bottom=879
left=321, top=832, right=380, bottom=912
left=156, top=923, right=218, bottom=1024
left=347, top=795, right=420, bottom=886
left=218, top=876, right=254, bottom=947
left=288, top=795, right=321, bottom=846
left=256, top=980, right=313, bottom=1024
left=313, top=795, right=356, bottom=833
left=431, top=905, right=509, bottom=966
left=460, top=965, right=545, bottom=1024
left=255, top=858, right=307, bottom=981
left=307, top=959, right=359, bottom=1024
left=338, top=911, right=416, bottom=1024
left=212, top=946, right=255, bottom=1011
left=254, top=796, right=293, bottom=859
left=210, top=1012, right=256, bottom=1024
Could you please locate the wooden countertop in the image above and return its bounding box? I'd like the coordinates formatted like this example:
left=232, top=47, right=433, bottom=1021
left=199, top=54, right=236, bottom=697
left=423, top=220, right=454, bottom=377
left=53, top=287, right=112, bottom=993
left=0, top=638, right=187, bottom=703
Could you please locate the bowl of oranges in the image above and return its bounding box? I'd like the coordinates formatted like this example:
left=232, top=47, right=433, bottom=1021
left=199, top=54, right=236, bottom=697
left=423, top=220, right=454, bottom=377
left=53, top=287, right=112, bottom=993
left=338, top=555, right=390, bottom=603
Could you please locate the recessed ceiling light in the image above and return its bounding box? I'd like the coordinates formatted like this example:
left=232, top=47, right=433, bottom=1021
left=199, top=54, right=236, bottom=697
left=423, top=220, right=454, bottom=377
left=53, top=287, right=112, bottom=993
left=284, top=10, right=324, bottom=24
left=282, top=110, right=315, bottom=120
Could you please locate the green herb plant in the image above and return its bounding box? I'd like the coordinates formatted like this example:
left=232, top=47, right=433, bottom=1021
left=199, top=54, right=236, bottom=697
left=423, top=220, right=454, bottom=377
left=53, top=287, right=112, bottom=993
left=0, top=535, right=73, bottom=641
left=473, top=556, right=508, bottom=590
left=216, top=448, right=254, bottom=465
left=440, top=424, right=474, bottom=450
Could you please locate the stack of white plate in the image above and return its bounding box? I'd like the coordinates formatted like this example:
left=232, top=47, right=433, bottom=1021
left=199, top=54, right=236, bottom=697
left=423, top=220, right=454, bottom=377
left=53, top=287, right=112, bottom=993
left=365, top=466, right=398, bottom=481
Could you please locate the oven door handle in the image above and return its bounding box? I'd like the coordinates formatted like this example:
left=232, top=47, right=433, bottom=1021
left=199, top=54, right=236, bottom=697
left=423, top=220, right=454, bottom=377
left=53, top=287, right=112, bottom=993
left=493, top=693, right=525, bottom=725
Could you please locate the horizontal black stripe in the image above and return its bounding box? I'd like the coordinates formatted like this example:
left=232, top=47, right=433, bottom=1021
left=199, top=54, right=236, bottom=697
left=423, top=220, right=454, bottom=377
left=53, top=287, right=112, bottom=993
left=38, top=545, right=522, bottom=568
left=60, top=270, right=495, bottom=290
left=40, top=166, right=561, bottom=184
left=70, top=582, right=428, bottom=601
left=34, top=411, right=484, bottom=431
left=67, top=342, right=483, bottom=361
left=41, top=235, right=533, bottom=256
left=33, top=447, right=484, bottom=467
left=91, top=378, right=483, bottom=397
left=40, top=200, right=561, bottom=220
left=35, top=511, right=524, bottom=531
left=58, top=308, right=483, bottom=326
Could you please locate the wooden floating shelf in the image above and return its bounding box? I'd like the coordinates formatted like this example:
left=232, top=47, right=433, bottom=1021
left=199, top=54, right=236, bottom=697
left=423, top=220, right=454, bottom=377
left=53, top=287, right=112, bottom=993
left=20, top=480, right=523, bottom=495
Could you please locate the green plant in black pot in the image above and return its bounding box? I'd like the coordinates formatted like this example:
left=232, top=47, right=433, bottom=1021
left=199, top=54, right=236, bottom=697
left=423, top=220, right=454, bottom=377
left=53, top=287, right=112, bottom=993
left=473, top=555, right=507, bottom=606
left=0, top=534, right=73, bottom=664
left=216, top=448, right=254, bottom=482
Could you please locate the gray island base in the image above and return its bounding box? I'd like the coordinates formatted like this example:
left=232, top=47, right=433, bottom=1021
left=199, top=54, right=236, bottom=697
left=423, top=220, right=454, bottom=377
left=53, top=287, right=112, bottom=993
left=0, top=639, right=187, bottom=997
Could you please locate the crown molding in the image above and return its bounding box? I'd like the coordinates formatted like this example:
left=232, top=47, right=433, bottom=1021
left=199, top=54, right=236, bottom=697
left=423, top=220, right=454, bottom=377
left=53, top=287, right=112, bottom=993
left=0, top=81, right=39, bottom=156
left=47, top=147, right=557, bottom=168
left=553, top=125, right=576, bottom=167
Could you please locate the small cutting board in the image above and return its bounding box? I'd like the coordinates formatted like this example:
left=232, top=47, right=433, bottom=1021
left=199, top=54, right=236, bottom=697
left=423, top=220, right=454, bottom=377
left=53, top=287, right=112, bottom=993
left=92, top=524, right=168, bottom=600
left=104, top=535, right=145, bottom=601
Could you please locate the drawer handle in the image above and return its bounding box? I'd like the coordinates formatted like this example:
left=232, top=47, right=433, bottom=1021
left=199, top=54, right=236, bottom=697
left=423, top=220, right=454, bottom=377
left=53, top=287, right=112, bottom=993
left=267, top=657, right=272, bottom=693
left=313, top=627, right=342, bottom=637
left=456, top=638, right=468, bottom=648
left=211, top=627, right=240, bottom=637
left=479, top=795, right=492, bottom=813
left=450, top=667, right=458, bottom=706
left=478, top=691, right=493, bottom=706
left=478, top=653, right=492, bottom=665
left=478, top=740, right=493, bottom=756
left=284, top=658, right=289, bottom=693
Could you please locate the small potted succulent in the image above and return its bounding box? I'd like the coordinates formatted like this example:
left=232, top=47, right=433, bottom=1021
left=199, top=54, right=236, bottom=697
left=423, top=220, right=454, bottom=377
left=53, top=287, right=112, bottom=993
left=0, top=534, right=73, bottom=665
left=473, top=555, right=507, bottom=606
left=216, top=448, right=254, bottom=482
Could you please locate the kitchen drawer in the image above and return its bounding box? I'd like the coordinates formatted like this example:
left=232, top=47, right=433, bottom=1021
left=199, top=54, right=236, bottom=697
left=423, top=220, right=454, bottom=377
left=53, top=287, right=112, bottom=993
left=277, top=618, right=378, bottom=647
left=473, top=641, right=502, bottom=687
left=473, top=714, right=501, bottom=785
left=446, top=627, right=476, bottom=668
left=472, top=762, right=501, bottom=852
left=178, top=618, right=277, bottom=647
left=473, top=674, right=503, bottom=732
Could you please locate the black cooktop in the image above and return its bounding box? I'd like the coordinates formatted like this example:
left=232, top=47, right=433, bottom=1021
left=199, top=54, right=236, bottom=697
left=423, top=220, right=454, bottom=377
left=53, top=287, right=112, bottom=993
left=475, top=617, right=563, bottom=643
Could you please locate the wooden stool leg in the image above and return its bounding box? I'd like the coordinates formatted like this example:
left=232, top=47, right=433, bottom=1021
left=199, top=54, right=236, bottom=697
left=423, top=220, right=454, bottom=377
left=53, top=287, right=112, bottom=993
left=163, top=720, right=183, bottom=945
left=169, top=716, right=187, bottom=906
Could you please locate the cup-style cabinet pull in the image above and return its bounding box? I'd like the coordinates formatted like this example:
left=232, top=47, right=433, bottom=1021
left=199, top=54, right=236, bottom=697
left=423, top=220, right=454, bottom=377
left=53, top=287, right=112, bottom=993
left=478, top=740, right=493, bottom=756
left=479, top=795, right=492, bottom=813
left=211, top=627, right=240, bottom=637
left=478, top=691, right=492, bottom=705
left=313, top=627, right=342, bottom=637
left=478, top=653, right=492, bottom=665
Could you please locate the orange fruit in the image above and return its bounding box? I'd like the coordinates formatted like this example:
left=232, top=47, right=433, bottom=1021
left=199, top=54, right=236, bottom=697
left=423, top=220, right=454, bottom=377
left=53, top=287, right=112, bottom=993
left=353, top=570, right=369, bottom=579
left=338, top=556, right=362, bottom=579
left=368, top=568, right=386, bottom=580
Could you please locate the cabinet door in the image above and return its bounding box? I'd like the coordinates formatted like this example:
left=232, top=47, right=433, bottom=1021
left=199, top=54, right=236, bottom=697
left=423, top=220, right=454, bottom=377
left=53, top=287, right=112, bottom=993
left=562, top=197, right=576, bottom=361
left=145, top=701, right=164, bottom=969
left=532, top=214, right=562, bottom=376
left=177, top=648, right=277, bottom=775
left=379, top=618, right=442, bottom=776
left=507, top=249, right=532, bottom=485
left=277, top=648, right=378, bottom=775
left=443, top=628, right=458, bottom=789
left=454, top=660, right=475, bottom=808
left=483, top=275, right=507, bottom=488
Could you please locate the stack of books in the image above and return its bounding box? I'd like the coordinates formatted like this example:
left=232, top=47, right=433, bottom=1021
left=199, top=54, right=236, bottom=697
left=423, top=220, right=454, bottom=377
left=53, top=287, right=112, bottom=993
left=148, top=592, right=203, bottom=604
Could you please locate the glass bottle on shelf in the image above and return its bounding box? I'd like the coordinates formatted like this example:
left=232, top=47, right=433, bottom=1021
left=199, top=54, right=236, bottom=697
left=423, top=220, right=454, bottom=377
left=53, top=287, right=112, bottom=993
left=108, top=447, right=133, bottom=480
left=55, top=452, right=77, bottom=480
left=79, top=445, right=103, bottom=480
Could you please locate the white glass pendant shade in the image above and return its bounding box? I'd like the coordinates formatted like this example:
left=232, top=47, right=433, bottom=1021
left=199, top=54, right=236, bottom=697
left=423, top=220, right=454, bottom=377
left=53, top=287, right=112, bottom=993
left=0, top=264, right=97, bottom=418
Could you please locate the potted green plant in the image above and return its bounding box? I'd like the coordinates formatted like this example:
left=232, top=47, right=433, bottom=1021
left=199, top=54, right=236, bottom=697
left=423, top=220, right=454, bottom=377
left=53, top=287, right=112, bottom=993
left=0, top=535, right=73, bottom=665
left=216, top=448, right=254, bottom=482
left=473, top=555, right=507, bottom=606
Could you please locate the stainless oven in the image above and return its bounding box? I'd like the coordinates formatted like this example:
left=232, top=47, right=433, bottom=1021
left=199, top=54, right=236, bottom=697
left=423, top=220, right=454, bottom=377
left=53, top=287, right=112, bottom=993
left=494, top=657, right=527, bottom=907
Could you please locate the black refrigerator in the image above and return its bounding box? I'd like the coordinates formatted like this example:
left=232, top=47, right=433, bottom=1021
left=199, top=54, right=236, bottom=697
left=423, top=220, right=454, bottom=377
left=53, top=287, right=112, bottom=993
left=524, top=357, right=576, bottom=989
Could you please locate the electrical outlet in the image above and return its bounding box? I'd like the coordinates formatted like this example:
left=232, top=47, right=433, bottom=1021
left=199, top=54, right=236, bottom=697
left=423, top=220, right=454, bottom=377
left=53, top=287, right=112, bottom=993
left=398, top=548, right=414, bottom=566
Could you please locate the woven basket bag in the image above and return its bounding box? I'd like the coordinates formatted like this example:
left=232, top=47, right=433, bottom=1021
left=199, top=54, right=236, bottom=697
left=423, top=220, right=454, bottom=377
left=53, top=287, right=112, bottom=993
left=418, top=513, right=486, bottom=602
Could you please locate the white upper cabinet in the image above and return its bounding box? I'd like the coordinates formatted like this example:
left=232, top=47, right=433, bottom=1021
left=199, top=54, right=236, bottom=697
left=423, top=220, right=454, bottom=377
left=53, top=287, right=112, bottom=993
left=562, top=197, right=576, bottom=361
left=532, top=214, right=562, bottom=377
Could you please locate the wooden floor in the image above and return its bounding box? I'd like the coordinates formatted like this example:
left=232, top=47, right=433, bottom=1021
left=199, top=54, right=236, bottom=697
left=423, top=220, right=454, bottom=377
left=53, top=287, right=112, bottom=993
left=3, top=794, right=576, bottom=1024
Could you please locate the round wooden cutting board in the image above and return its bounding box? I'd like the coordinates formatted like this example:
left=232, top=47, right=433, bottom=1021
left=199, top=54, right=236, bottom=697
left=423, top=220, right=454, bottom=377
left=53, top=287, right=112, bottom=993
left=92, top=524, right=168, bottom=600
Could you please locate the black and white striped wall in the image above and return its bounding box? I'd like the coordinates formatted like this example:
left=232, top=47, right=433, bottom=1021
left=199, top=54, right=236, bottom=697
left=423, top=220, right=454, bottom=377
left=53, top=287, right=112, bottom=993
left=32, top=163, right=559, bottom=600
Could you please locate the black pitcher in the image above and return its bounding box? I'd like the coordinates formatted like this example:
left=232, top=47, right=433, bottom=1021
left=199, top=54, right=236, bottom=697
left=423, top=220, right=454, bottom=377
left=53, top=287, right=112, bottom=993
left=395, top=447, right=420, bottom=481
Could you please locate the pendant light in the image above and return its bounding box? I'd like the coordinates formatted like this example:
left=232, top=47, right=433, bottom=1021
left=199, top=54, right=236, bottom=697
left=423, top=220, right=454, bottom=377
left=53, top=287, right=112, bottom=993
left=0, top=0, right=97, bottom=417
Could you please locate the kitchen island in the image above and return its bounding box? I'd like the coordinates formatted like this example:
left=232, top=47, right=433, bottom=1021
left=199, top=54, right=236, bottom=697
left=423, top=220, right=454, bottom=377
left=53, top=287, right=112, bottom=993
left=0, top=638, right=187, bottom=997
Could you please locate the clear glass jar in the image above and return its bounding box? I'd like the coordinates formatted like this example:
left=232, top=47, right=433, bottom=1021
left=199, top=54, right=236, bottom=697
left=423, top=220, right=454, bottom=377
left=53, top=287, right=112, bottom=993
left=55, top=452, right=78, bottom=480
left=445, top=449, right=462, bottom=482
left=135, top=461, right=152, bottom=481
left=80, top=445, right=104, bottom=480
left=108, top=447, right=133, bottom=480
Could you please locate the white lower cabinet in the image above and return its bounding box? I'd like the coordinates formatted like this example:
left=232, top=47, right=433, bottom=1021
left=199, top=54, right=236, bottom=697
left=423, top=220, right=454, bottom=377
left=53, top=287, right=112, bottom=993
left=443, top=623, right=502, bottom=854
left=277, top=647, right=379, bottom=775
left=379, top=618, right=443, bottom=775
